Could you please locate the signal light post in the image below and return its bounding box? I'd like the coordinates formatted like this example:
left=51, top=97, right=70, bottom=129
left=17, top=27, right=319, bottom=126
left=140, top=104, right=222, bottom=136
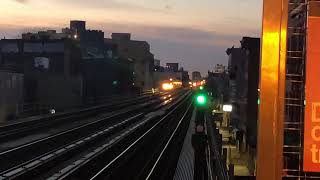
left=192, top=85, right=209, bottom=178
left=193, top=93, right=208, bottom=180
left=196, top=94, right=207, bottom=106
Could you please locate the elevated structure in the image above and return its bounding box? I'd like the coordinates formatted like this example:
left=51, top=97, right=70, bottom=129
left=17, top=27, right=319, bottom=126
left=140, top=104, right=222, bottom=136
left=257, top=0, right=320, bottom=179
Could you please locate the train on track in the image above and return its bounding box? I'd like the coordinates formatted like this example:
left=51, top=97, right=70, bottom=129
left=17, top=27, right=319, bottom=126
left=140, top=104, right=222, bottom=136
left=160, top=79, right=183, bottom=91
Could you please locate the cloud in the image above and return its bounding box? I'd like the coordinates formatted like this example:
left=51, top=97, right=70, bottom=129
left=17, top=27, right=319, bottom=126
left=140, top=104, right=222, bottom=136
left=11, top=0, right=170, bottom=14
left=14, top=0, right=27, bottom=3
left=148, top=37, right=228, bottom=75
left=53, top=0, right=169, bottom=14
left=94, top=21, right=249, bottom=47
left=164, top=5, right=172, bottom=10
left=93, top=22, right=256, bottom=74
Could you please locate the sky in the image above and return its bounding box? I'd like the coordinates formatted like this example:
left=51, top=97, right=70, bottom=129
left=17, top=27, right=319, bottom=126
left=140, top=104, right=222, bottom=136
left=0, top=0, right=263, bottom=75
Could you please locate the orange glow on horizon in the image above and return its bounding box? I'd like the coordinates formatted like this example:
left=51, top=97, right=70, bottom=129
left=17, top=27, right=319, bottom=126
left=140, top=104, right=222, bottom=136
left=0, top=0, right=261, bottom=38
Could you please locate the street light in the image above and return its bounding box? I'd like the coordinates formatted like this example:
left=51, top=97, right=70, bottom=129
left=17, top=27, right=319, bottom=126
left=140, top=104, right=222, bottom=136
left=223, top=105, right=232, bottom=112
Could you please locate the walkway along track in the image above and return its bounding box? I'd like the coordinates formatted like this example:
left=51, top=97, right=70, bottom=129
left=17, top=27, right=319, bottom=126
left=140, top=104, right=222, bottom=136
left=0, top=90, right=190, bottom=180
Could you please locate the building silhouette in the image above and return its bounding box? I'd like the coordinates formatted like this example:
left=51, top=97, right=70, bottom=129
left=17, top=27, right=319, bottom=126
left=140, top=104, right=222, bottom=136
left=105, top=33, right=154, bottom=91
left=192, top=71, right=201, bottom=81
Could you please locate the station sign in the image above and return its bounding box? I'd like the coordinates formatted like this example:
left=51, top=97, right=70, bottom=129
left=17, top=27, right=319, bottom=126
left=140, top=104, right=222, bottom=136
left=304, top=1, right=320, bottom=172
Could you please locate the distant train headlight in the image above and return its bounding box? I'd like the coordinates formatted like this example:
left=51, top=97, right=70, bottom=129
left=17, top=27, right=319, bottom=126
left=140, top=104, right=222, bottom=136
left=162, top=83, right=173, bottom=90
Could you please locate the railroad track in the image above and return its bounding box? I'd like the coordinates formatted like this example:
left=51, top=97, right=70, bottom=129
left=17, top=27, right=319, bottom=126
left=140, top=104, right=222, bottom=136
left=38, top=91, right=193, bottom=180
left=0, top=91, right=167, bottom=144
left=0, top=90, right=190, bottom=180
left=95, top=95, right=194, bottom=180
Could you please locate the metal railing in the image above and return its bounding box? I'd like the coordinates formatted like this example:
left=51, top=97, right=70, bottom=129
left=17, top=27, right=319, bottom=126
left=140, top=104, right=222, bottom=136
left=205, top=113, right=230, bottom=180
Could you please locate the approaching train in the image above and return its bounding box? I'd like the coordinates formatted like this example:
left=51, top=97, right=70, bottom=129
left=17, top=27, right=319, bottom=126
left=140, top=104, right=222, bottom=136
left=161, top=79, right=183, bottom=91
left=189, top=80, right=206, bottom=89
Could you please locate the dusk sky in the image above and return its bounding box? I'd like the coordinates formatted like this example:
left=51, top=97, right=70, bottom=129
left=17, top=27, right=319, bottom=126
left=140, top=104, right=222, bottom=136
left=0, top=0, right=262, bottom=75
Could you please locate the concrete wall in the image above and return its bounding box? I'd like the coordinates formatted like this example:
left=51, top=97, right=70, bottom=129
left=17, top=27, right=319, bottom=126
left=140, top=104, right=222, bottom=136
left=36, top=75, right=82, bottom=111
left=0, top=39, right=83, bottom=113
left=0, top=71, right=24, bottom=122
left=82, top=58, right=134, bottom=102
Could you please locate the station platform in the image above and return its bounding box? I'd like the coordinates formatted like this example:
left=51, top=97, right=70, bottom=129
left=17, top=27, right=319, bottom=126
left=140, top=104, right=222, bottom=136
left=173, top=107, right=196, bottom=180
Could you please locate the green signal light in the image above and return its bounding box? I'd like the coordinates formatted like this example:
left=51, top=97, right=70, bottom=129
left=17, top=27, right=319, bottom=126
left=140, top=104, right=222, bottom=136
left=196, top=95, right=207, bottom=105
left=199, top=86, right=204, bottom=90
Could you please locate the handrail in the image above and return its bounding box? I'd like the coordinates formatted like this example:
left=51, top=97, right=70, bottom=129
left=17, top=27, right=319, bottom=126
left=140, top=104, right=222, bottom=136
left=205, top=113, right=230, bottom=180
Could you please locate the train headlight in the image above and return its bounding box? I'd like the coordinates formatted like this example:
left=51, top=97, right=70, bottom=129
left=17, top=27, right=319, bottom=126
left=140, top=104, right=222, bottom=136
left=162, top=83, right=173, bottom=90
